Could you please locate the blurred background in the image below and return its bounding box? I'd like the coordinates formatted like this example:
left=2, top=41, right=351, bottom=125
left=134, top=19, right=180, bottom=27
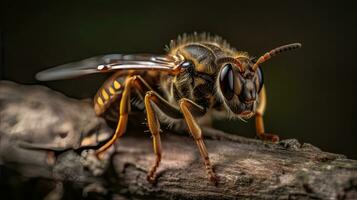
left=1, top=0, right=356, bottom=160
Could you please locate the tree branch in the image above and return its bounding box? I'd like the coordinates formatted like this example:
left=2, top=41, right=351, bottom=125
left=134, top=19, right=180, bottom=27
left=1, top=81, right=357, bottom=200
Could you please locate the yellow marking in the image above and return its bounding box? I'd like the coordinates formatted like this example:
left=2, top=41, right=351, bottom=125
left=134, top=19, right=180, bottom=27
left=97, top=97, right=104, bottom=106
left=108, top=86, right=115, bottom=95
left=114, top=80, right=121, bottom=89
left=194, top=78, right=206, bottom=87
left=102, top=89, right=109, bottom=100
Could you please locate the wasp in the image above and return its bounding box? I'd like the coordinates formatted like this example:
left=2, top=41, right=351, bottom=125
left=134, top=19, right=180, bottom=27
left=36, top=33, right=301, bottom=184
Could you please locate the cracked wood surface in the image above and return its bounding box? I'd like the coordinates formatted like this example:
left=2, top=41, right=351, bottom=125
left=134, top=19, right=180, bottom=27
left=1, top=81, right=357, bottom=200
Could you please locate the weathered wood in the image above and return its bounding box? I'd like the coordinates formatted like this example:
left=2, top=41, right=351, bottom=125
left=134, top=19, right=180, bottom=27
left=1, top=81, right=357, bottom=200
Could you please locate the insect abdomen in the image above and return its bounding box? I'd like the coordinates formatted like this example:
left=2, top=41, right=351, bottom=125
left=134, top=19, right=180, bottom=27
left=94, top=74, right=125, bottom=116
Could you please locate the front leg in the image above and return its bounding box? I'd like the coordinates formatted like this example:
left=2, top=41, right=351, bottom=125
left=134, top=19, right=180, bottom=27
left=255, top=86, right=279, bottom=142
left=179, top=98, right=218, bottom=184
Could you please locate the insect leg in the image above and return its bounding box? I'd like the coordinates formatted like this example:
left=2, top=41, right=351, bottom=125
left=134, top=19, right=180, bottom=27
left=132, top=77, right=182, bottom=182
left=143, top=91, right=164, bottom=183
left=97, top=75, right=180, bottom=182
left=179, top=98, right=218, bottom=184
left=255, top=86, right=280, bottom=142
left=95, top=76, right=135, bottom=155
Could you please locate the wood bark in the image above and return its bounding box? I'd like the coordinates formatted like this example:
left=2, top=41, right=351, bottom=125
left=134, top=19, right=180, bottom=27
left=1, top=81, right=356, bottom=200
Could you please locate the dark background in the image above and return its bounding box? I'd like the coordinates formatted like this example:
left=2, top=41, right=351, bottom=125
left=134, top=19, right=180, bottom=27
left=1, top=1, right=356, bottom=159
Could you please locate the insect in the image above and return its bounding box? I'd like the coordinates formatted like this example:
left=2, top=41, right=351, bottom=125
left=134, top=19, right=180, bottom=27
left=36, top=33, right=301, bottom=184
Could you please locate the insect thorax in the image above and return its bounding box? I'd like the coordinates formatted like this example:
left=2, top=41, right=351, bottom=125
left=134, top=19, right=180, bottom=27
left=161, top=34, right=241, bottom=110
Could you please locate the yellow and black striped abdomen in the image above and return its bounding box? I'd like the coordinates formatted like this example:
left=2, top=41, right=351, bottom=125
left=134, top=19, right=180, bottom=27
left=94, top=72, right=126, bottom=116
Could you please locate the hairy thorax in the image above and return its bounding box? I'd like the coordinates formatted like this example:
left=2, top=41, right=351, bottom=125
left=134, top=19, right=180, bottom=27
left=160, top=34, right=247, bottom=113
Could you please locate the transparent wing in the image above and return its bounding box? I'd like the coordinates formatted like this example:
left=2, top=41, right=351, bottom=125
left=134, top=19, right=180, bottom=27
left=36, top=54, right=183, bottom=81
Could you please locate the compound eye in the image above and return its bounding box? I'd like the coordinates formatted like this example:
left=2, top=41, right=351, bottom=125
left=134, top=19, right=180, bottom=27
left=220, top=63, right=235, bottom=100
left=256, top=66, right=264, bottom=93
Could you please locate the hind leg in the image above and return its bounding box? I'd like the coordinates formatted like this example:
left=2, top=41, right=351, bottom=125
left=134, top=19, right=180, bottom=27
left=96, top=76, right=136, bottom=155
